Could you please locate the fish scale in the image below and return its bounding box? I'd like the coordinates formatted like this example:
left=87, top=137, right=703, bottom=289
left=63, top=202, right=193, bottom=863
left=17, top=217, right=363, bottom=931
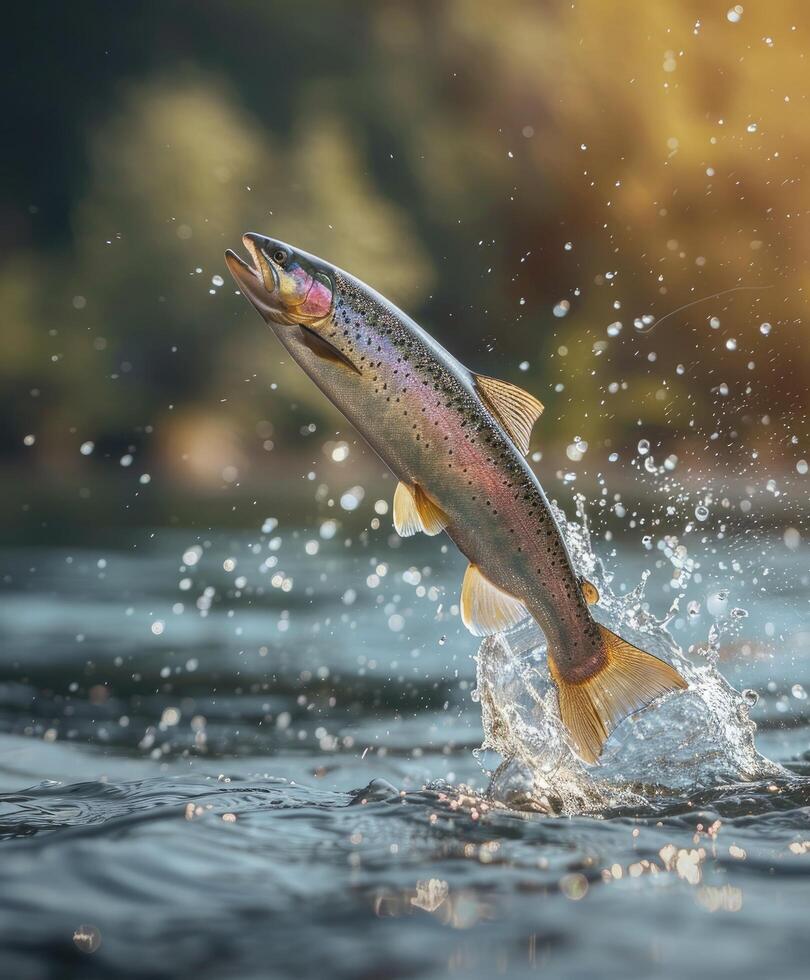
left=326, top=272, right=594, bottom=666
left=225, top=233, right=687, bottom=763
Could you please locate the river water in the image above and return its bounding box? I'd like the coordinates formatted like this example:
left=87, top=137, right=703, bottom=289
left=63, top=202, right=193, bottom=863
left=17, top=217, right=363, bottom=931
left=1, top=509, right=808, bottom=978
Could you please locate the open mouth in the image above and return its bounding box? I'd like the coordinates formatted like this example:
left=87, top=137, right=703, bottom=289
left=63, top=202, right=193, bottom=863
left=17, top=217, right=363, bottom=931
left=225, top=234, right=273, bottom=290
left=224, top=235, right=279, bottom=318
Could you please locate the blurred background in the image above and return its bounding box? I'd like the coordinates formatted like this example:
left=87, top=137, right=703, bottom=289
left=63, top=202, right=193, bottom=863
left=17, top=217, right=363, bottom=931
left=3, top=0, right=808, bottom=539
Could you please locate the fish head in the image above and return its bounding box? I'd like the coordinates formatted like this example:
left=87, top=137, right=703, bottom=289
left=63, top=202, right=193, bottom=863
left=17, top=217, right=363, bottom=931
left=225, top=233, right=335, bottom=328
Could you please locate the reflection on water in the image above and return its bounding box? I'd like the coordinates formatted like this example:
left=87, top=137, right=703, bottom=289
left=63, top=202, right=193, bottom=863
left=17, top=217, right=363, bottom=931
left=0, top=522, right=809, bottom=978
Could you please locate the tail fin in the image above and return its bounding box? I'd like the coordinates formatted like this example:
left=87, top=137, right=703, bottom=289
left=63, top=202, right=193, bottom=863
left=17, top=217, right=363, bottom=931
left=550, top=625, right=688, bottom=764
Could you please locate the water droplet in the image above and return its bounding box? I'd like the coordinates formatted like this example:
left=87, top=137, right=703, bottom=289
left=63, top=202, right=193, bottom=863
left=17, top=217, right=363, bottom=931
left=742, top=688, right=759, bottom=707
left=784, top=527, right=801, bottom=550
left=759, top=322, right=772, bottom=336
left=792, top=684, right=807, bottom=701
left=564, top=241, right=573, bottom=251
left=637, top=439, right=650, bottom=456
left=746, top=122, right=758, bottom=134
left=725, top=338, right=737, bottom=351
left=566, top=440, right=587, bottom=461
left=726, top=5, right=743, bottom=24
left=340, top=486, right=365, bottom=511
left=553, top=300, right=570, bottom=318
left=687, top=600, right=701, bottom=617
left=731, top=607, right=748, bottom=619
left=797, top=459, right=808, bottom=475
left=80, top=440, right=95, bottom=456
left=73, top=924, right=102, bottom=954
left=707, top=590, right=729, bottom=617
left=211, top=274, right=224, bottom=287
left=694, top=505, right=709, bottom=521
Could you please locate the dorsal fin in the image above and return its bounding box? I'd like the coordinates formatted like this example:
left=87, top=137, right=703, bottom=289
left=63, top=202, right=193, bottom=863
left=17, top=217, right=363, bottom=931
left=393, top=482, right=448, bottom=537
left=473, top=374, right=544, bottom=454
left=580, top=578, right=600, bottom=604
left=460, top=564, right=529, bottom=636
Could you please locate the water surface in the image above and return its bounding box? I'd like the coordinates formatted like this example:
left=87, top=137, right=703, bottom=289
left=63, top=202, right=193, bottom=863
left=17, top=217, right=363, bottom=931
left=1, top=524, right=809, bottom=979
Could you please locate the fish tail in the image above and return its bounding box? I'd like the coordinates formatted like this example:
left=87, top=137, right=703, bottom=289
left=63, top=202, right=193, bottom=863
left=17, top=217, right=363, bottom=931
left=548, top=625, right=688, bottom=764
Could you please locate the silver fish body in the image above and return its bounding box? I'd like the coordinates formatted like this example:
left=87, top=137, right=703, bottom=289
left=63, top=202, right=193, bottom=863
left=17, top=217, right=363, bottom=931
left=310, top=270, right=595, bottom=671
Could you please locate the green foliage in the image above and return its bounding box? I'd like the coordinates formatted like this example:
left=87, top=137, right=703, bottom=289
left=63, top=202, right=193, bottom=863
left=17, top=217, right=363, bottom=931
left=4, top=0, right=807, bottom=491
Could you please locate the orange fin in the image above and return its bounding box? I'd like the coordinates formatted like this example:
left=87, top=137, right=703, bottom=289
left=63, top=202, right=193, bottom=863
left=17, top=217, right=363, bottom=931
left=393, top=482, right=448, bottom=537
left=549, top=625, right=688, bottom=764
left=473, top=374, right=544, bottom=454
left=460, top=564, right=529, bottom=636
left=580, top=579, right=600, bottom=604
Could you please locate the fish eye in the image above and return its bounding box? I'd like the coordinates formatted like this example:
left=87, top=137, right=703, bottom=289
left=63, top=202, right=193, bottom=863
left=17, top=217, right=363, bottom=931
left=272, top=248, right=288, bottom=266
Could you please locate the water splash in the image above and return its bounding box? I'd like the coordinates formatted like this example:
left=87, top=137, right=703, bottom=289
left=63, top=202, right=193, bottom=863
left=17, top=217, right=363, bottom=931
left=475, top=497, right=786, bottom=815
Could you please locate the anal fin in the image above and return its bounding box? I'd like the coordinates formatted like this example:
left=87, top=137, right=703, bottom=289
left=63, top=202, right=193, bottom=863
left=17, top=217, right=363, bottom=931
left=460, top=564, right=529, bottom=636
left=393, top=482, right=448, bottom=537
left=549, top=625, right=688, bottom=764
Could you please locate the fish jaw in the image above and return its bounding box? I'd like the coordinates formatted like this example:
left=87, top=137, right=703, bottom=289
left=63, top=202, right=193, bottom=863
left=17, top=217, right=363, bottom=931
left=224, top=244, right=279, bottom=322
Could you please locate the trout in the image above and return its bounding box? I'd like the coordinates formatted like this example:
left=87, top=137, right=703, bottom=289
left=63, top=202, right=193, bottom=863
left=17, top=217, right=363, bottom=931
left=225, top=234, right=687, bottom=763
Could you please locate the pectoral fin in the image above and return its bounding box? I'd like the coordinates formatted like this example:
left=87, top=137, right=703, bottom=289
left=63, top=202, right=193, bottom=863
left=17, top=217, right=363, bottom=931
left=473, top=374, right=544, bottom=454
left=298, top=325, right=361, bottom=375
left=460, top=564, right=529, bottom=636
left=393, top=482, right=448, bottom=537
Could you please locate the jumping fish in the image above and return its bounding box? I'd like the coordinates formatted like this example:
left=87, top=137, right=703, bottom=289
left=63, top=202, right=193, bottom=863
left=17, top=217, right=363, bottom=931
left=225, top=234, right=687, bottom=763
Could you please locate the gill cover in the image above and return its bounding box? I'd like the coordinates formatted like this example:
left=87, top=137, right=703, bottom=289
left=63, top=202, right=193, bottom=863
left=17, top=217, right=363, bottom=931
left=273, top=255, right=334, bottom=324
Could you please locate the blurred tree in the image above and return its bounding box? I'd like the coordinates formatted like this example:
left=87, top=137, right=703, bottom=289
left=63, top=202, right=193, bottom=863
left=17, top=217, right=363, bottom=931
left=2, top=0, right=808, bottom=499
